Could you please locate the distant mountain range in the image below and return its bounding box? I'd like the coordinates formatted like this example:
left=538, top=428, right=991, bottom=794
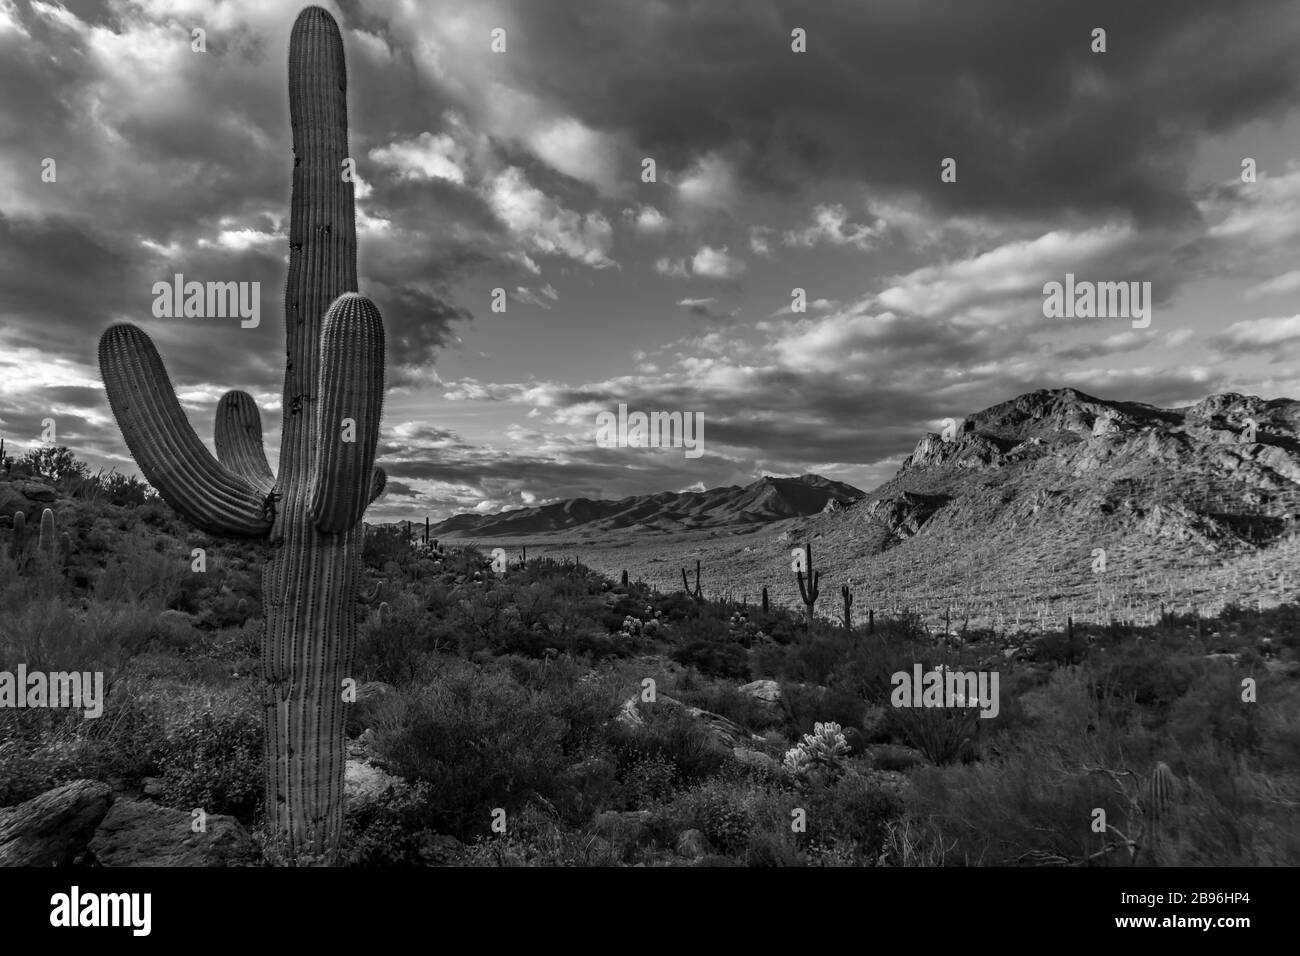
left=427, top=474, right=864, bottom=538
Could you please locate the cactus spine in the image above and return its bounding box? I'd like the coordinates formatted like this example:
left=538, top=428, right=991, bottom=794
left=796, top=542, right=820, bottom=624
left=97, top=7, right=385, bottom=862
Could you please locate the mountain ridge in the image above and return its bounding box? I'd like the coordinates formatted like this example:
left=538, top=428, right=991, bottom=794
left=422, top=474, right=865, bottom=538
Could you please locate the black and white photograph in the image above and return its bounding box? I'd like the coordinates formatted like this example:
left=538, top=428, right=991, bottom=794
left=0, top=0, right=1292, bottom=935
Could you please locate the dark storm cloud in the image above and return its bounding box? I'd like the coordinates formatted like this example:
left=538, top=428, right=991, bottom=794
left=498, top=0, right=1300, bottom=224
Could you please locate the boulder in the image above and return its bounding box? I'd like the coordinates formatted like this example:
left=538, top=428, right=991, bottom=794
left=0, top=779, right=114, bottom=866
left=732, top=747, right=780, bottom=772
left=738, top=679, right=781, bottom=706
left=88, top=799, right=255, bottom=867
left=19, top=481, right=57, bottom=502
left=617, top=694, right=763, bottom=750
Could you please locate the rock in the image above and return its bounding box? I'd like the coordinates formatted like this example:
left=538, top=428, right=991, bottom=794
left=142, top=777, right=165, bottom=798
left=617, top=693, right=764, bottom=751
left=345, top=758, right=407, bottom=809
left=88, top=799, right=254, bottom=866
left=732, top=747, right=780, bottom=772
left=19, top=481, right=57, bottom=502
left=676, top=829, right=709, bottom=859
left=738, top=679, right=781, bottom=706
left=0, top=779, right=114, bottom=866
left=615, top=697, right=645, bottom=728
left=157, top=609, right=199, bottom=629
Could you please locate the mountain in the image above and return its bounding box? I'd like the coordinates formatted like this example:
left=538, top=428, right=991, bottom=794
left=779, top=387, right=1300, bottom=622
left=427, top=474, right=865, bottom=538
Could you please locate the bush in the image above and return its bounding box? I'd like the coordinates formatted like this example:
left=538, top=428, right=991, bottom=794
left=156, top=709, right=263, bottom=820
left=670, top=640, right=750, bottom=680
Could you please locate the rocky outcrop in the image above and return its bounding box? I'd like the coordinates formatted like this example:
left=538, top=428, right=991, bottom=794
left=88, top=800, right=255, bottom=867
left=0, top=780, right=113, bottom=866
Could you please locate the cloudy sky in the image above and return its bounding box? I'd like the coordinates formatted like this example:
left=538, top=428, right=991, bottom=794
left=3, top=0, right=1300, bottom=521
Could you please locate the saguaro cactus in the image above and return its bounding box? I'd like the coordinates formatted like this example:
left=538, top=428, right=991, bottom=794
left=796, top=542, right=820, bottom=623
left=97, top=7, right=385, bottom=861
left=37, top=508, right=56, bottom=560
left=761, top=586, right=769, bottom=613
left=9, top=510, right=25, bottom=562
left=682, top=559, right=704, bottom=601
left=841, top=583, right=853, bottom=632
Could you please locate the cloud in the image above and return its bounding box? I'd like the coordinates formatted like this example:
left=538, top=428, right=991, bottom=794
left=691, top=245, right=746, bottom=279
left=655, top=256, right=689, bottom=278
left=782, top=204, right=885, bottom=251
left=370, top=131, right=468, bottom=184
left=485, top=167, right=616, bottom=268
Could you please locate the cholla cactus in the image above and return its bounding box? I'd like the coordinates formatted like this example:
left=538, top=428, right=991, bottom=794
left=783, top=721, right=851, bottom=780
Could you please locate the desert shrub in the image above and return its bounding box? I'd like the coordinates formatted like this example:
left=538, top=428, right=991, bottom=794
left=680, top=780, right=754, bottom=854
left=673, top=682, right=785, bottom=735
left=1094, top=642, right=1200, bottom=712
left=93, top=534, right=185, bottom=609
left=1166, top=668, right=1263, bottom=753
left=781, top=682, right=865, bottom=737
left=605, top=705, right=728, bottom=786
left=670, top=640, right=750, bottom=680
left=156, top=709, right=263, bottom=820
left=885, top=700, right=982, bottom=765
left=369, top=668, right=568, bottom=839
left=343, top=781, right=446, bottom=866
left=800, top=772, right=901, bottom=861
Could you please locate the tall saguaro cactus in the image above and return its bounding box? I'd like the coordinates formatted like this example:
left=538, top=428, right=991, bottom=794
left=97, top=6, right=385, bottom=861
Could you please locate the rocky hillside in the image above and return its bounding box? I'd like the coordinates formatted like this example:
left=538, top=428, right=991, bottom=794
left=784, top=388, right=1300, bottom=625
left=429, top=474, right=864, bottom=538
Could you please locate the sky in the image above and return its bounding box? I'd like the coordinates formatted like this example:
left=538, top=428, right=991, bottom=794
left=3, top=0, right=1300, bottom=522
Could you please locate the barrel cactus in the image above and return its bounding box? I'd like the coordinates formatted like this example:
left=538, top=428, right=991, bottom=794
left=97, top=6, right=386, bottom=861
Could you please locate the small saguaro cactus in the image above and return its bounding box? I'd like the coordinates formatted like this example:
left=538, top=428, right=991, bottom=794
left=9, top=510, right=25, bottom=562
left=620, top=569, right=629, bottom=588
left=796, top=542, right=820, bottom=623
left=96, top=7, right=386, bottom=862
left=761, top=586, right=769, bottom=613
left=37, top=508, right=56, bottom=560
left=376, top=601, right=391, bottom=627
left=841, top=583, right=853, bottom=632
left=682, top=559, right=704, bottom=602
left=59, top=532, right=71, bottom=569
left=868, top=607, right=874, bottom=634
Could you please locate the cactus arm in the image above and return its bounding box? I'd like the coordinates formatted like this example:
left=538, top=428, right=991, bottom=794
left=214, top=390, right=275, bottom=493
left=309, top=293, right=385, bottom=534
left=98, top=323, right=273, bottom=538
left=368, top=466, right=387, bottom=504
